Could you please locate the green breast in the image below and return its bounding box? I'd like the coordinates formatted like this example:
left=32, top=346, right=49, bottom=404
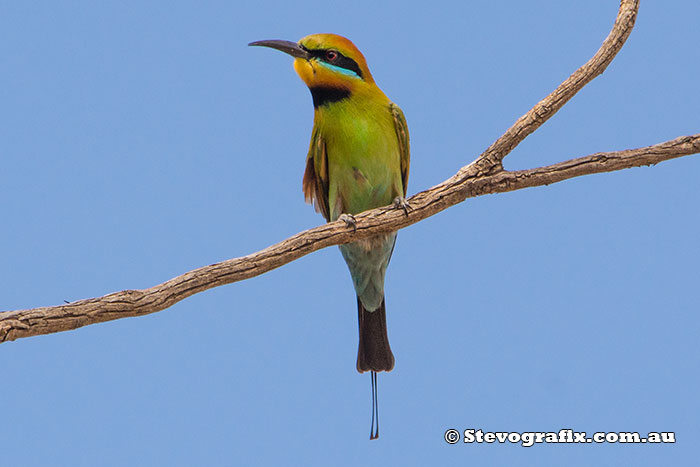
left=315, top=98, right=403, bottom=221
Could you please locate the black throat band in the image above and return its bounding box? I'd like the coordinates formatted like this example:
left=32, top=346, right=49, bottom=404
left=309, top=86, right=351, bottom=108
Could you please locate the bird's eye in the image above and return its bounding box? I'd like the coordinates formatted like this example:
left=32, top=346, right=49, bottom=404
left=325, top=50, right=339, bottom=62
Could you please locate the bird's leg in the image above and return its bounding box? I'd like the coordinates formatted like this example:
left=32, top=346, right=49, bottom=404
left=393, top=196, right=412, bottom=216
left=338, top=213, right=357, bottom=233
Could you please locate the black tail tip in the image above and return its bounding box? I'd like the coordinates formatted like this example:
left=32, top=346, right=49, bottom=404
left=356, top=297, right=395, bottom=373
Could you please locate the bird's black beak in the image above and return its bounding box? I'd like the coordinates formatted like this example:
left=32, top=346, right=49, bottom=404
left=248, top=40, right=310, bottom=59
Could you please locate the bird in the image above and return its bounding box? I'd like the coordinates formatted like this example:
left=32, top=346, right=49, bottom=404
left=249, top=33, right=409, bottom=439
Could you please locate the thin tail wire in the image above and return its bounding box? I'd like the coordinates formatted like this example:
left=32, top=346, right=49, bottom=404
left=370, top=371, right=379, bottom=440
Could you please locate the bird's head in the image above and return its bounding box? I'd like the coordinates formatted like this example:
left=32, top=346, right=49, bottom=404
left=249, top=34, right=376, bottom=104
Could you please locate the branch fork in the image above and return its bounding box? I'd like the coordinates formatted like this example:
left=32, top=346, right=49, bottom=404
left=2, top=0, right=698, bottom=343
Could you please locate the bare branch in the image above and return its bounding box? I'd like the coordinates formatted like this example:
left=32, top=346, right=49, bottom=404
left=472, top=0, right=639, bottom=175
left=5, top=0, right=696, bottom=344
left=3, top=132, right=697, bottom=343
left=475, top=135, right=700, bottom=194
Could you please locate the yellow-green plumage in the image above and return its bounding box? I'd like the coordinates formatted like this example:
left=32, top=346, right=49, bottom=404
left=249, top=33, right=409, bottom=377
left=313, top=95, right=405, bottom=221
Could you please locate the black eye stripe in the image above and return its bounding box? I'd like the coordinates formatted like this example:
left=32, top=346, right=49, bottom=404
left=303, top=47, right=364, bottom=79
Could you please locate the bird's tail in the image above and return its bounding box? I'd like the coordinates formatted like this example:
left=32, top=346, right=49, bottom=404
left=356, top=297, right=395, bottom=373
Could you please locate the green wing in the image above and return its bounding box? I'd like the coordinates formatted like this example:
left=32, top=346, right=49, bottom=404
left=302, top=125, right=330, bottom=221
left=390, top=103, right=410, bottom=196
left=303, top=105, right=408, bottom=220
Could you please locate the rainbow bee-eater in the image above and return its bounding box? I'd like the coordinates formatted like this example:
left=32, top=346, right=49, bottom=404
left=249, top=34, right=410, bottom=439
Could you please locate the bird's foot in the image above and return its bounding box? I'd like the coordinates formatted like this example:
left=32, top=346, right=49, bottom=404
left=338, top=213, right=357, bottom=233
left=393, top=196, right=412, bottom=216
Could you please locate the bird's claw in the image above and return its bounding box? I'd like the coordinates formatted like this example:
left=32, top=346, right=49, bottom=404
left=393, top=196, right=412, bottom=216
left=338, top=213, right=357, bottom=232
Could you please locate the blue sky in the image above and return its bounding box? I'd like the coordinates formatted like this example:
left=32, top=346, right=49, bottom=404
left=2, top=1, right=698, bottom=465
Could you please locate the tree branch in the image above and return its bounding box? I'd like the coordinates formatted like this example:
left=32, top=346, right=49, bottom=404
left=471, top=0, right=639, bottom=175
left=5, top=0, right=697, bottom=344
